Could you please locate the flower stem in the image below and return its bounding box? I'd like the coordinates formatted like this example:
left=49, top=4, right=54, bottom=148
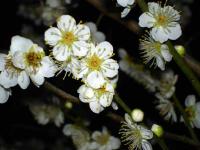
left=154, top=135, right=169, bottom=150
left=172, top=94, right=199, bottom=142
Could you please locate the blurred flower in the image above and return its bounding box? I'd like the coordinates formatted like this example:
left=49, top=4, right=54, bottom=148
left=78, top=82, right=114, bottom=113
left=90, top=127, right=121, bottom=150
left=139, top=2, right=182, bottom=43
left=119, top=114, right=153, bottom=150
left=116, top=0, right=135, bottom=18
left=10, top=36, right=57, bottom=87
left=77, top=42, right=119, bottom=89
left=155, top=94, right=177, bottom=122
left=131, top=108, right=144, bottom=122
left=140, top=33, right=172, bottom=70
left=86, top=22, right=106, bottom=43
left=45, top=15, right=90, bottom=61
left=0, top=85, right=11, bottom=104
left=0, top=52, right=30, bottom=89
left=30, top=103, right=64, bottom=127
left=46, top=0, right=62, bottom=8
left=181, top=95, right=200, bottom=128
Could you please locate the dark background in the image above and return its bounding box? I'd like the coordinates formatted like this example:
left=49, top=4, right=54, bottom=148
left=0, top=0, right=200, bottom=149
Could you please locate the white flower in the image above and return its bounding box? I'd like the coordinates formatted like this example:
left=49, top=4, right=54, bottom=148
left=140, top=33, right=172, bottom=70
left=90, top=127, right=121, bottom=150
left=45, top=15, right=90, bottom=61
left=30, top=103, right=64, bottom=127
left=77, top=82, right=115, bottom=113
left=77, top=42, right=119, bottom=89
left=86, top=22, right=106, bottom=43
left=11, top=36, right=57, bottom=87
left=119, top=114, right=153, bottom=150
left=121, top=7, right=131, bottom=18
left=181, top=95, right=200, bottom=128
left=156, top=94, right=177, bottom=122
left=139, top=2, right=182, bottom=43
left=46, top=0, right=62, bottom=8
left=0, top=85, right=11, bottom=104
left=117, top=0, right=134, bottom=7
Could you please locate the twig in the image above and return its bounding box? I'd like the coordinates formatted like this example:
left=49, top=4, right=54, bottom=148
left=43, top=81, right=80, bottom=104
left=184, top=54, right=200, bottom=77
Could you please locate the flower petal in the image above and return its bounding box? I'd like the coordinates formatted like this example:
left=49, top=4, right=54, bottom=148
left=185, top=95, right=196, bottom=107
left=121, top=7, right=131, bottom=18
left=45, top=27, right=62, bottom=46
left=12, top=51, right=26, bottom=69
left=72, top=41, right=89, bottom=57
left=156, top=56, right=165, bottom=71
left=161, top=45, right=172, bottom=62
left=151, top=27, right=169, bottom=43
left=140, top=126, right=153, bottom=139
left=141, top=140, right=153, bottom=150
left=117, top=0, right=130, bottom=7
left=74, top=24, right=90, bottom=41
left=101, top=59, right=119, bottom=78
left=0, top=86, right=11, bottom=104
left=93, top=31, right=106, bottom=43
left=86, top=22, right=97, bottom=33
left=52, top=44, right=71, bottom=61
left=86, top=71, right=105, bottom=89
left=30, top=72, right=45, bottom=87
left=57, top=15, right=76, bottom=32
left=18, top=71, right=30, bottom=89
left=0, top=70, right=18, bottom=88
left=95, top=41, right=113, bottom=59
left=10, top=35, right=33, bottom=54
left=139, top=12, right=155, bottom=28
left=0, top=53, right=6, bottom=71
left=99, top=93, right=113, bottom=107
left=167, top=23, right=182, bottom=41
left=89, top=101, right=104, bottom=113
left=148, top=2, right=160, bottom=14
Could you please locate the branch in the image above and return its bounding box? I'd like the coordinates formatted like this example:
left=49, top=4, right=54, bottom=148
left=43, top=81, right=80, bottom=104
left=184, top=54, right=200, bottom=77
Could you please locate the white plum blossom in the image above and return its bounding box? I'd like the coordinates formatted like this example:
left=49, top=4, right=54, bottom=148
left=119, top=114, right=153, bottom=150
left=45, top=15, right=91, bottom=61
left=181, top=95, right=200, bottom=128
left=30, top=103, right=64, bottom=127
left=139, top=2, right=182, bottom=43
left=156, top=94, right=177, bottom=122
left=117, top=0, right=135, bottom=18
left=0, top=85, right=11, bottom=104
left=86, top=22, right=106, bottom=43
left=0, top=52, right=30, bottom=89
left=77, top=42, right=119, bottom=89
left=78, top=82, right=115, bottom=113
left=89, top=127, right=121, bottom=150
left=10, top=36, right=57, bottom=87
left=140, top=33, right=172, bottom=70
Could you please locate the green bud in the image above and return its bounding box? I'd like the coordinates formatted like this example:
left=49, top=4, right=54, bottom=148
left=151, top=124, right=164, bottom=137
left=174, top=45, right=185, bottom=57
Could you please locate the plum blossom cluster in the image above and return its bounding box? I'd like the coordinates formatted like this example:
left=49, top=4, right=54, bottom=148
left=139, top=2, right=182, bottom=70
left=45, top=15, right=119, bottom=113
left=0, top=36, right=57, bottom=103
left=63, top=124, right=121, bottom=150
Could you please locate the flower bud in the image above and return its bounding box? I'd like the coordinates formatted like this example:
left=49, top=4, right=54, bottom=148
left=174, top=45, right=185, bottom=57
left=65, top=102, right=73, bottom=109
left=131, top=108, right=144, bottom=122
left=151, top=124, right=164, bottom=137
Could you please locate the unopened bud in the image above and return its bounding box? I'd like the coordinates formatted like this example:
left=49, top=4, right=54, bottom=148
left=174, top=45, right=185, bottom=57
left=131, top=108, right=144, bottom=122
left=151, top=124, right=164, bottom=137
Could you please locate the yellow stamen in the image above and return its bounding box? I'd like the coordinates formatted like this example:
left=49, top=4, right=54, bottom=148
left=87, top=54, right=102, bottom=71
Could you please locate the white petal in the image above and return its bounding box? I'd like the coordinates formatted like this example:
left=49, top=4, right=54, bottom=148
left=109, top=137, right=121, bottom=149
left=156, top=56, right=165, bottom=70
left=91, top=131, right=102, bottom=140
left=74, top=24, right=90, bottom=41
left=140, top=126, right=153, bottom=139
left=185, top=95, right=196, bottom=107
left=12, top=51, right=26, bottom=69
left=142, top=140, right=153, bottom=150
left=57, top=15, right=76, bottom=32
left=44, top=27, right=62, bottom=46
left=0, top=53, right=6, bottom=71
left=124, top=113, right=133, bottom=125
left=99, top=94, right=113, bottom=107
left=18, top=71, right=30, bottom=89
left=121, top=7, right=131, bottom=18
left=148, top=2, right=160, bottom=14
left=0, top=86, right=11, bottom=104
left=167, top=23, right=182, bottom=41
left=196, top=102, right=200, bottom=113
left=89, top=101, right=104, bottom=113
left=101, top=59, right=119, bottom=78
left=85, top=22, right=97, bottom=33
left=95, top=41, right=113, bottom=59
left=117, top=0, right=129, bottom=7
left=86, top=71, right=105, bottom=89
left=40, top=56, right=57, bottom=78
left=163, top=6, right=180, bottom=21
left=10, top=35, right=33, bottom=54
left=30, top=72, right=45, bottom=87
left=151, top=27, right=169, bottom=43
left=161, top=45, right=172, bottom=62
left=0, top=70, right=18, bottom=88
left=128, top=0, right=135, bottom=5
left=72, top=41, right=89, bottom=57
left=52, top=44, right=71, bottom=61
left=139, top=13, right=155, bottom=28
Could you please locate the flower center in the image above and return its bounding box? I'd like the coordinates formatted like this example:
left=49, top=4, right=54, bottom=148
left=96, top=133, right=110, bottom=145
left=185, top=106, right=196, bottom=120
left=153, top=42, right=161, bottom=52
left=24, top=47, right=44, bottom=70
left=87, top=54, right=102, bottom=71
left=156, top=15, right=167, bottom=26
left=62, top=32, right=76, bottom=46
left=5, top=55, right=22, bottom=75
left=96, top=86, right=107, bottom=97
